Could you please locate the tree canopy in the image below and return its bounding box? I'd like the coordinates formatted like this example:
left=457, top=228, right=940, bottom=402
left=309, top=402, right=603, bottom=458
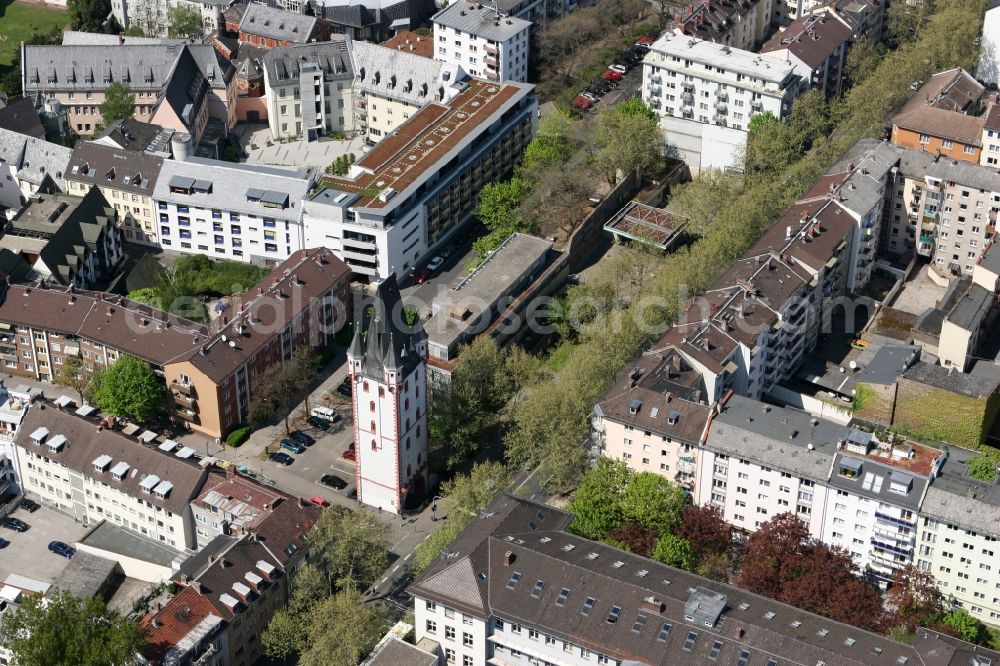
left=99, top=83, right=136, bottom=129
left=167, top=3, right=204, bottom=38
left=68, top=0, right=111, bottom=33
left=592, top=100, right=663, bottom=184
left=54, top=355, right=94, bottom=403
left=248, top=349, right=318, bottom=433
left=0, top=589, right=145, bottom=666
left=309, top=506, right=390, bottom=591
left=90, top=354, right=163, bottom=423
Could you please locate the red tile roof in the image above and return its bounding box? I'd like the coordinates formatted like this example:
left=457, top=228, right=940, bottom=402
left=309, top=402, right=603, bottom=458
left=142, top=586, right=222, bottom=665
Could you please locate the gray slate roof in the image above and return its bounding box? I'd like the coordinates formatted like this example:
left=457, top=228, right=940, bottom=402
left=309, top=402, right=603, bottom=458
left=349, top=274, right=426, bottom=380
left=902, top=360, right=1000, bottom=398
left=350, top=39, right=467, bottom=106
left=262, top=38, right=353, bottom=84
left=239, top=4, right=319, bottom=43
left=431, top=0, right=531, bottom=40
left=61, top=30, right=186, bottom=46
left=0, top=128, right=73, bottom=188
left=827, top=140, right=900, bottom=218
left=152, top=157, right=311, bottom=221
left=22, top=44, right=231, bottom=94
left=0, top=98, right=44, bottom=138
left=827, top=451, right=929, bottom=510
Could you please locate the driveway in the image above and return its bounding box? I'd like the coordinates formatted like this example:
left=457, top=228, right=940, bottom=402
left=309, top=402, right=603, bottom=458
left=0, top=504, right=89, bottom=584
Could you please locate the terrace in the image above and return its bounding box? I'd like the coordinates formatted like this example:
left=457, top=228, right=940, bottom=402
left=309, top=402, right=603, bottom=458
left=603, top=201, right=689, bottom=250
left=838, top=429, right=942, bottom=477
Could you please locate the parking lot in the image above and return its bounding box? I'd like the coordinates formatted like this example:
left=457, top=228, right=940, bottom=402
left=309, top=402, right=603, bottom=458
left=0, top=504, right=89, bottom=584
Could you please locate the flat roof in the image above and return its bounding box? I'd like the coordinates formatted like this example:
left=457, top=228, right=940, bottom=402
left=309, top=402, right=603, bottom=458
left=650, top=30, right=796, bottom=87
left=425, top=233, right=551, bottom=353
left=81, top=521, right=183, bottom=567
left=432, top=1, right=531, bottom=41
left=604, top=201, right=688, bottom=249
left=51, top=551, right=120, bottom=599
left=319, top=78, right=532, bottom=209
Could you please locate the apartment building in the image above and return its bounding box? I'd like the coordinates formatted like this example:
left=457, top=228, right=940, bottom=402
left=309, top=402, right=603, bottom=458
left=350, top=39, right=468, bottom=143
left=20, top=44, right=235, bottom=137
left=432, top=1, right=531, bottom=83
left=591, top=348, right=712, bottom=496
left=761, top=13, right=852, bottom=98
left=641, top=31, right=802, bottom=172
left=14, top=404, right=209, bottom=550
left=0, top=385, right=39, bottom=499
left=0, top=128, right=72, bottom=209
left=238, top=4, right=331, bottom=48
left=916, top=447, right=1000, bottom=624
left=306, top=79, right=536, bottom=281
left=92, top=118, right=175, bottom=158
left=980, top=104, right=1000, bottom=167
left=890, top=69, right=987, bottom=164
left=4, top=189, right=123, bottom=290
left=64, top=141, right=163, bottom=246
left=263, top=40, right=354, bottom=141
left=410, top=493, right=998, bottom=666
left=0, top=249, right=351, bottom=438
left=673, top=0, right=774, bottom=51
left=813, top=0, right=886, bottom=42
left=152, top=157, right=313, bottom=265
left=912, top=273, right=996, bottom=371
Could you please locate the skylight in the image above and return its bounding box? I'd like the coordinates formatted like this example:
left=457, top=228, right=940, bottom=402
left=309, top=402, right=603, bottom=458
left=505, top=572, right=522, bottom=590
left=632, top=614, right=647, bottom=633
left=682, top=631, right=698, bottom=651
left=607, top=606, right=621, bottom=624
left=531, top=580, right=545, bottom=599
left=581, top=597, right=596, bottom=617
left=555, top=588, right=570, bottom=607
left=817, top=628, right=829, bottom=637
left=658, top=623, right=672, bottom=642
left=709, top=640, right=723, bottom=660
left=737, top=650, right=751, bottom=666
left=764, top=611, right=776, bottom=620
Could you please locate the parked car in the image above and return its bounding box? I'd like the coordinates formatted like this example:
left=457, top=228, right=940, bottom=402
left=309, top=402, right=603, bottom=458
left=573, top=95, right=592, bottom=112
left=347, top=487, right=358, bottom=500
left=0, top=537, right=8, bottom=548
left=336, top=379, right=352, bottom=397
left=413, top=267, right=431, bottom=284
left=320, top=474, right=348, bottom=490
left=608, top=64, right=628, bottom=75
left=18, top=498, right=40, bottom=513
left=426, top=256, right=445, bottom=273
left=270, top=452, right=295, bottom=466
left=290, top=431, right=315, bottom=446
left=311, top=405, right=337, bottom=420
left=601, top=70, right=623, bottom=81
left=637, top=35, right=657, bottom=45
left=632, top=42, right=651, bottom=53
left=280, top=439, right=306, bottom=454
left=581, top=92, right=599, bottom=103
left=342, top=442, right=357, bottom=461
left=0, top=517, right=28, bottom=532
left=306, top=497, right=329, bottom=507
left=307, top=416, right=330, bottom=430
left=48, top=541, right=75, bottom=559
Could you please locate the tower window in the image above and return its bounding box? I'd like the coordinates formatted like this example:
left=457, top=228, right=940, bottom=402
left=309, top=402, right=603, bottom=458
left=407, top=464, right=412, bottom=477
left=370, top=421, right=376, bottom=433
left=405, top=398, right=410, bottom=410
left=406, top=437, right=411, bottom=450
left=379, top=387, right=385, bottom=398
left=371, top=439, right=377, bottom=451
left=363, top=381, right=369, bottom=392
left=369, top=401, right=375, bottom=412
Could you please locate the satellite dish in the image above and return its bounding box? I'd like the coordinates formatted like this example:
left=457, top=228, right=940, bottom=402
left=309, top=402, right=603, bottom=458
left=849, top=360, right=858, bottom=370
left=228, top=341, right=236, bottom=348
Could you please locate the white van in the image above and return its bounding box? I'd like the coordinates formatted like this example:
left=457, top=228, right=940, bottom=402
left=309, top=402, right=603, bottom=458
left=311, top=405, right=337, bottom=419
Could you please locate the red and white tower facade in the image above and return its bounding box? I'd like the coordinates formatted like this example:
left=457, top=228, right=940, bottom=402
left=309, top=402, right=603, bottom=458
left=347, top=276, right=429, bottom=514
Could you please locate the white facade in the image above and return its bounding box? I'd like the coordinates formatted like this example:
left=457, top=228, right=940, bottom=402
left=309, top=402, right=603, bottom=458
left=979, top=0, right=1000, bottom=86
left=415, top=598, right=489, bottom=666
left=432, top=3, right=531, bottom=83
left=152, top=158, right=312, bottom=266
left=918, top=514, right=1000, bottom=624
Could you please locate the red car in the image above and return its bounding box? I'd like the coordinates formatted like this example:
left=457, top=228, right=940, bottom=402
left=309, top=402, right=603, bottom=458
left=307, top=497, right=329, bottom=507
left=413, top=267, right=431, bottom=284
left=637, top=35, right=656, bottom=45
left=601, top=70, right=622, bottom=82
left=342, top=442, right=356, bottom=462
left=573, top=95, right=592, bottom=112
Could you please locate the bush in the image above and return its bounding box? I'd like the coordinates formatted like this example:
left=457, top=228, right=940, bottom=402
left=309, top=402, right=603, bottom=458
left=226, top=426, right=252, bottom=447
left=966, top=454, right=999, bottom=482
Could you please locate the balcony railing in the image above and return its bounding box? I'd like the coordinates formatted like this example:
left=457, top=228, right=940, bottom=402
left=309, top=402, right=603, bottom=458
left=173, top=393, right=197, bottom=409
left=174, top=408, right=200, bottom=424
left=170, top=380, right=196, bottom=397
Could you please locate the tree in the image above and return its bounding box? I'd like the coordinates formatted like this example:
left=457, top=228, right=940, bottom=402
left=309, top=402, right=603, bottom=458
left=93, top=354, right=163, bottom=423
left=592, top=101, right=663, bottom=184
left=248, top=349, right=318, bottom=433
left=126, top=287, right=161, bottom=308
left=0, top=589, right=144, bottom=666
left=736, top=513, right=883, bottom=631
left=941, top=609, right=990, bottom=645
left=652, top=535, right=695, bottom=570
left=167, top=3, right=204, bottom=38
left=698, top=552, right=733, bottom=583
left=605, top=522, right=658, bottom=557
left=298, top=589, right=387, bottom=666
left=677, top=504, right=732, bottom=562
left=622, top=471, right=686, bottom=535
left=567, top=458, right=630, bottom=539
left=123, top=25, right=146, bottom=37
left=68, top=0, right=111, bottom=32
left=54, top=355, right=94, bottom=403
left=883, top=565, right=945, bottom=633
left=262, top=564, right=329, bottom=663
left=614, top=97, right=659, bottom=124
left=310, top=507, right=390, bottom=591
left=474, top=178, right=533, bottom=232
left=670, top=170, right=743, bottom=236
left=99, top=83, right=136, bottom=130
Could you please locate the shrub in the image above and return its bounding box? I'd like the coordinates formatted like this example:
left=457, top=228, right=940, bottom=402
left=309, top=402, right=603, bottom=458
left=226, top=426, right=252, bottom=447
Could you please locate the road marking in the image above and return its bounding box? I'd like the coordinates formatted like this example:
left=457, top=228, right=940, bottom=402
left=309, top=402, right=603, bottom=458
left=391, top=564, right=400, bottom=573
left=403, top=553, right=412, bottom=561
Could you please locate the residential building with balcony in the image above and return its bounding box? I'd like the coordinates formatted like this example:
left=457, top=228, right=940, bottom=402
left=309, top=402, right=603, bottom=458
left=641, top=31, right=802, bottom=173
left=262, top=39, right=354, bottom=141
left=306, top=79, right=536, bottom=281
left=3, top=188, right=123, bottom=290
left=63, top=141, right=163, bottom=246
left=409, top=492, right=992, bottom=666
left=350, top=39, right=467, bottom=144
left=152, top=158, right=313, bottom=265
left=812, top=0, right=887, bottom=42
left=0, top=129, right=72, bottom=210
left=13, top=403, right=209, bottom=550
left=21, top=44, right=235, bottom=137
left=0, top=385, right=38, bottom=498
left=890, top=68, right=987, bottom=164
left=822, top=430, right=943, bottom=584
left=673, top=0, right=775, bottom=51
left=591, top=348, right=712, bottom=496
left=916, top=446, right=1000, bottom=625
left=238, top=4, right=332, bottom=49
left=761, top=13, right=852, bottom=98
left=980, top=103, right=1000, bottom=167
left=698, top=394, right=837, bottom=538
left=432, top=1, right=531, bottom=83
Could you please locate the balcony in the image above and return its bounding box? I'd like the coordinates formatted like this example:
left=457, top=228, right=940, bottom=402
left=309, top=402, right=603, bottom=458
left=714, top=101, right=727, bottom=112
left=650, top=75, right=662, bottom=85
left=875, top=511, right=915, bottom=527
left=484, top=55, right=498, bottom=67
left=194, top=643, right=217, bottom=665
left=484, top=70, right=500, bottom=81
left=174, top=408, right=200, bottom=424
left=170, top=380, right=196, bottom=397
left=715, top=89, right=728, bottom=101
left=484, top=43, right=498, bottom=55
left=681, top=80, right=694, bottom=90
left=872, top=526, right=913, bottom=543
left=354, top=98, right=366, bottom=109
left=751, top=99, right=763, bottom=110
left=173, top=392, right=197, bottom=409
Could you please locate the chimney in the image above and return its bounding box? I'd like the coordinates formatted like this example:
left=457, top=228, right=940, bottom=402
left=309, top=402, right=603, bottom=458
left=503, top=551, right=516, bottom=566
left=642, top=596, right=667, bottom=614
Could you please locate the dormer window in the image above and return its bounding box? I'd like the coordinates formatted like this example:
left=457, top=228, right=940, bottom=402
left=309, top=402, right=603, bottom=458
left=110, top=461, right=130, bottom=481
left=838, top=457, right=862, bottom=479
left=29, top=427, right=49, bottom=444
left=92, top=454, right=112, bottom=472
left=629, top=399, right=641, bottom=415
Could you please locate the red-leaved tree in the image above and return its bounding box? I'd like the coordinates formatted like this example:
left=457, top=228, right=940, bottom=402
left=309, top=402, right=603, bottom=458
left=736, top=512, right=883, bottom=631
left=677, top=504, right=732, bottom=561
left=882, top=565, right=945, bottom=633
left=605, top=522, right=658, bottom=558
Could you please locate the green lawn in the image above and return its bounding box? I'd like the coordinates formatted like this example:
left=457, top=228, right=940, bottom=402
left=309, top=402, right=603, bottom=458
left=0, top=0, right=68, bottom=69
